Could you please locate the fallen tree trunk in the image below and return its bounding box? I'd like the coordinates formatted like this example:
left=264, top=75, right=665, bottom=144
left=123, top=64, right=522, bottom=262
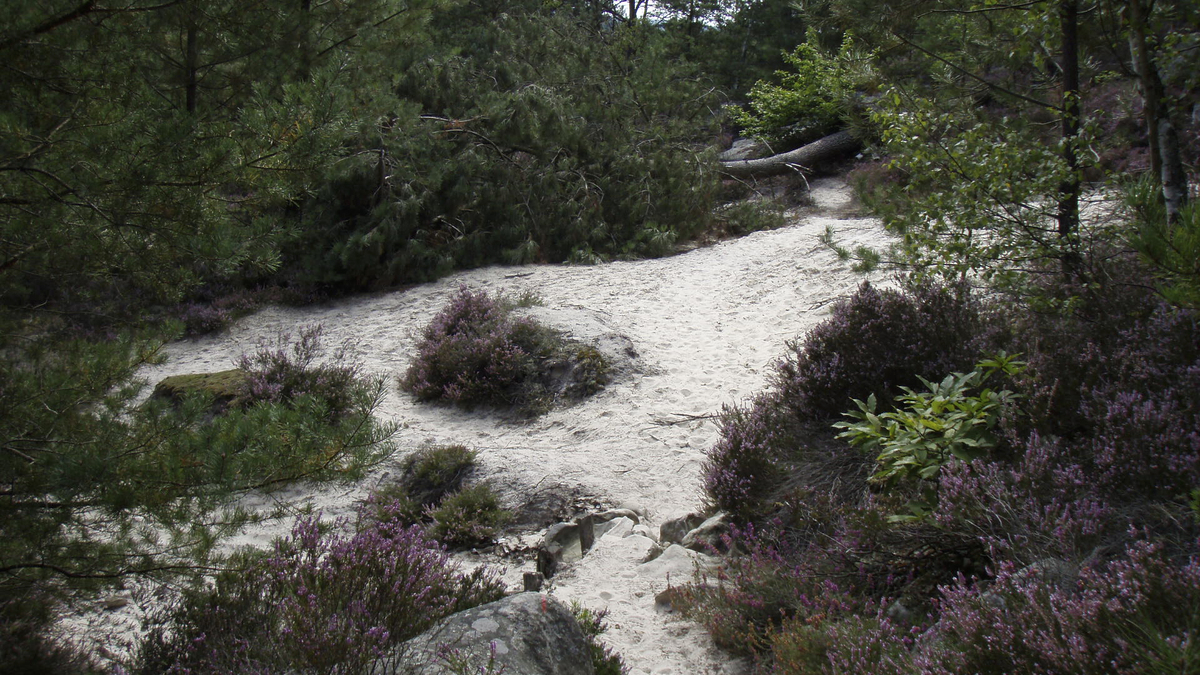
left=719, top=130, right=861, bottom=178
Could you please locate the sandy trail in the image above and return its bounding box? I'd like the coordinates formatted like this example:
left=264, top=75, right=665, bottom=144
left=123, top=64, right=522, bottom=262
left=72, top=178, right=892, bottom=673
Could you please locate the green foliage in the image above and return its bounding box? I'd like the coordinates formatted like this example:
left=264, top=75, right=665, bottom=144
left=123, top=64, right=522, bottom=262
left=1126, top=176, right=1200, bottom=308
left=0, top=0, right=434, bottom=315
left=835, top=353, right=1024, bottom=522
left=426, top=483, right=513, bottom=549
left=0, top=329, right=395, bottom=608
left=400, top=445, right=478, bottom=506
left=285, top=5, right=729, bottom=291
left=728, top=31, right=875, bottom=148
left=869, top=90, right=1104, bottom=289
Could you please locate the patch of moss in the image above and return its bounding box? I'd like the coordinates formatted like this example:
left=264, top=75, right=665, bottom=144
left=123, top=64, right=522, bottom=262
left=152, top=370, right=247, bottom=410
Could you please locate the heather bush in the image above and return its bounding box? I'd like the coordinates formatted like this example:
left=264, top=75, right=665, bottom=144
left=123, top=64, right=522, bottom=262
left=703, top=394, right=797, bottom=522
left=673, top=520, right=896, bottom=661
left=910, top=540, right=1200, bottom=675
left=571, top=602, right=628, bottom=675
left=774, top=281, right=992, bottom=422
left=135, top=516, right=505, bottom=675
left=402, top=286, right=610, bottom=415
left=238, top=324, right=361, bottom=421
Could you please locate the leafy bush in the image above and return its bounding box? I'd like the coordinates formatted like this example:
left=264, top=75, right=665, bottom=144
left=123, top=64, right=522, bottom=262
left=774, top=281, right=992, bottom=422
left=401, top=286, right=609, bottom=415
left=835, top=354, right=1025, bottom=522
left=729, top=31, right=874, bottom=149
left=134, top=516, right=505, bottom=675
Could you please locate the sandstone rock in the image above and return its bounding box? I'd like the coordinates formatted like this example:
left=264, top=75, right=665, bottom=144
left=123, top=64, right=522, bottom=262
left=391, top=593, right=593, bottom=675
left=680, top=513, right=730, bottom=553
left=594, top=508, right=640, bottom=524
left=595, top=516, right=635, bottom=541
left=659, top=512, right=706, bottom=545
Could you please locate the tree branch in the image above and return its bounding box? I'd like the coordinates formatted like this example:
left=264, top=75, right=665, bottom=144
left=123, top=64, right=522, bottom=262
left=889, top=30, right=1059, bottom=112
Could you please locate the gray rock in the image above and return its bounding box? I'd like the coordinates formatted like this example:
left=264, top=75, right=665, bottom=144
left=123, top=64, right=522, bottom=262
left=659, top=513, right=707, bottom=546
left=537, top=522, right=585, bottom=579
left=595, top=516, right=635, bottom=541
left=594, top=508, right=640, bottom=525
left=390, top=593, right=594, bottom=675
left=680, top=513, right=730, bottom=553
left=886, top=599, right=915, bottom=624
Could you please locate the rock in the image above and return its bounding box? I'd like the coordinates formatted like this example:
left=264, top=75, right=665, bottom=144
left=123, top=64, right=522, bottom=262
left=594, top=508, right=640, bottom=525
left=101, top=596, right=129, bottom=611
left=659, top=513, right=707, bottom=546
left=680, top=513, right=730, bottom=553
left=391, top=593, right=594, bottom=675
left=637, top=544, right=714, bottom=582
left=523, top=571, right=545, bottom=592
left=631, top=523, right=656, bottom=541
left=595, top=516, right=635, bottom=541
left=1018, top=558, right=1079, bottom=589
left=537, top=522, right=584, bottom=579
left=886, top=599, right=915, bottom=624
left=151, top=370, right=247, bottom=415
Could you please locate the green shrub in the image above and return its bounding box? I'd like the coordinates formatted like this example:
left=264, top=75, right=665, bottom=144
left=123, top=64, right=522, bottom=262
left=835, top=353, right=1025, bottom=522
left=728, top=31, right=874, bottom=148
left=400, top=444, right=478, bottom=508
left=427, top=483, right=513, bottom=550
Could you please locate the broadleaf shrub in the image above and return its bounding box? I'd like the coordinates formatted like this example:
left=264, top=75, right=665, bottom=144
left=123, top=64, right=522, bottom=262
left=835, top=354, right=1025, bottom=522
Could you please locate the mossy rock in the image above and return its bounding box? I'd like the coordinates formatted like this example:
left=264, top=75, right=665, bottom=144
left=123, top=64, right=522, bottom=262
left=152, top=369, right=247, bottom=413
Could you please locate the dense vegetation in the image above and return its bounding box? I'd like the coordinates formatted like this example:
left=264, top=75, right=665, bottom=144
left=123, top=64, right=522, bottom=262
left=678, top=1, right=1200, bottom=673
left=1, top=0, right=1198, bottom=672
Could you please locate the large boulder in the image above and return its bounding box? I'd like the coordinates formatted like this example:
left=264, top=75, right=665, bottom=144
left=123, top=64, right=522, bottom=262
left=389, top=593, right=594, bottom=675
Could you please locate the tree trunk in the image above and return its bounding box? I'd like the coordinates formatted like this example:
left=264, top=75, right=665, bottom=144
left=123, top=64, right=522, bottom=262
left=1057, top=0, right=1081, bottom=276
left=718, top=130, right=860, bottom=178
left=1160, top=118, right=1188, bottom=223
left=185, top=13, right=198, bottom=114
left=1126, top=0, right=1163, bottom=181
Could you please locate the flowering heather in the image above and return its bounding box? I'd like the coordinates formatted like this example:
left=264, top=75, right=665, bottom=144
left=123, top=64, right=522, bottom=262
left=138, top=516, right=505, bottom=674
left=703, top=394, right=793, bottom=521
left=402, top=286, right=605, bottom=414
left=910, top=540, right=1200, bottom=675
left=932, top=433, right=1116, bottom=561
left=773, top=281, right=988, bottom=422
left=237, top=324, right=362, bottom=421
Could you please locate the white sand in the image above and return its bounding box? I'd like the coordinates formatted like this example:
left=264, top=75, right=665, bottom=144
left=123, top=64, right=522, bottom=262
left=63, top=177, right=893, bottom=673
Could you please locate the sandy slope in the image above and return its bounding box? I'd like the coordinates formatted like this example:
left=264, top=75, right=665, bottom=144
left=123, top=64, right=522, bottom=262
left=64, top=177, right=893, bottom=673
